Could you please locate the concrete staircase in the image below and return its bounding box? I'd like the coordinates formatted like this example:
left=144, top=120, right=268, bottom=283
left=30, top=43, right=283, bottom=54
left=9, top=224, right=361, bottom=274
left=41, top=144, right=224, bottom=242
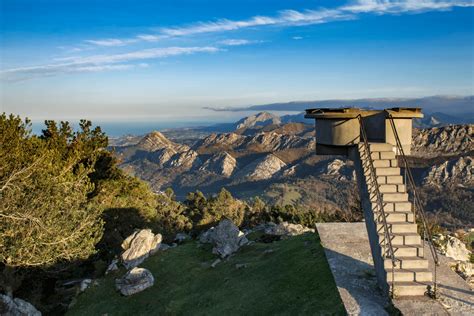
left=355, top=142, right=433, bottom=297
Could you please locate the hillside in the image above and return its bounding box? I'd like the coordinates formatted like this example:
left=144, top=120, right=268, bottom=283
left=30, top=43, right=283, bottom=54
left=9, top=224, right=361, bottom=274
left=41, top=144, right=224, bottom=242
left=67, top=233, right=345, bottom=315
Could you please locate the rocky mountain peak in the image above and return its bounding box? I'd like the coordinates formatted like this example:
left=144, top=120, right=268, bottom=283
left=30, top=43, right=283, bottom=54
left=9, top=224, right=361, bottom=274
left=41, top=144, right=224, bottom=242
left=236, top=112, right=281, bottom=130
left=412, top=125, right=473, bottom=157
left=423, top=156, right=473, bottom=186
left=199, top=151, right=237, bottom=177
left=235, top=154, right=286, bottom=181
left=138, top=131, right=189, bottom=152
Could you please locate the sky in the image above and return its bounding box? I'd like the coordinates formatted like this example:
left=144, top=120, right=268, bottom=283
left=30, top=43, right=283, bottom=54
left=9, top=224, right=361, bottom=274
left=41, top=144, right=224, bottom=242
left=1, top=0, right=473, bottom=123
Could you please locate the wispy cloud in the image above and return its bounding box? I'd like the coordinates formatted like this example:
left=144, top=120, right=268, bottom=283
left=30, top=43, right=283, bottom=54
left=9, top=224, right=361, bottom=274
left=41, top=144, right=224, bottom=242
left=1, top=47, right=220, bottom=81
left=83, top=0, right=473, bottom=48
left=84, top=38, right=137, bottom=47
left=292, top=36, right=303, bottom=40
left=219, top=39, right=262, bottom=46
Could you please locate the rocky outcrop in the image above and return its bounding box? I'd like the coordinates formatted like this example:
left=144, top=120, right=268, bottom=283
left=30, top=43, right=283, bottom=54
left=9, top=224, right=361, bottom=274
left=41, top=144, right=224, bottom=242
left=137, top=131, right=189, bottom=152
left=148, top=147, right=177, bottom=167
left=264, top=222, right=315, bottom=236
left=445, top=236, right=471, bottom=262
left=199, top=152, right=237, bottom=177
left=320, top=158, right=355, bottom=181
left=193, top=133, right=247, bottom=152
left=235, top=154, right=286, bottom=181
left=199, top=219, right=248, bottom=258
left=121, top=229, right=162, bottom=269
left=236, top=112, right=281, bottom=130
left=243, top=132, right=314, bottom=152
left=412, top=125, right=473, bottom=157
left=0, top=295, right=41, bottom=316
left=115, top=268, right=154, bottom=296
left=166, top=150, right=201, bottom=170
left=423, top=156, right=473, bottom=186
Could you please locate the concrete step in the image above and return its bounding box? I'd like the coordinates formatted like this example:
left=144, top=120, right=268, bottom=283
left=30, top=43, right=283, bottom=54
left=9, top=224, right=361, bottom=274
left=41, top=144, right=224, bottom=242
left=382, top=193, right=409, bottom=202
left=384, top=257, right=429, bottom=270
left=359, top=143, right=394, bottom=152
left=376, top=175, right=403, bottom=184
left=389, top=281, right=431, bottom=297
left=375, top=167, right=401, bottom=176
left=371, top=184, right=406, bottom=193
left=372, top=202, right=412, bottom=212
left=377, top=222, right=417, bottom=234
left=376, top=211, right=414, bottom=223
left=379, top=232, right=420, bottom=246
left=386, top=269, right=433, bottom=283
left=368, top=151, right=397, bottom=160
left=370, top=159, right=398, bottom=168
left=390, top=244, right=424, bottom=257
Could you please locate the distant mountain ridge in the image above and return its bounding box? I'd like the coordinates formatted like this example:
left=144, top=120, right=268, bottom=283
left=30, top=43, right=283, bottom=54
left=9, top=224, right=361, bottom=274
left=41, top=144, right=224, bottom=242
left=204, top=95, right=474, bottom=115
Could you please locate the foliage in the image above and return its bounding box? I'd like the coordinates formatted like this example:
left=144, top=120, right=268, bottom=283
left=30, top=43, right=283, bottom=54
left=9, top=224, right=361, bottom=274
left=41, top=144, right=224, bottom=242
left=67, top=234, right=345, bottom=315
left=0, top=114, right=104, bottom=268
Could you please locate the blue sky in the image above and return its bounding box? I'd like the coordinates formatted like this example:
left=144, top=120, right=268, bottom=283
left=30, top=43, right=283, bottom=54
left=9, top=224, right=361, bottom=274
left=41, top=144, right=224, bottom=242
left=1, top=0, right=473, bottom=122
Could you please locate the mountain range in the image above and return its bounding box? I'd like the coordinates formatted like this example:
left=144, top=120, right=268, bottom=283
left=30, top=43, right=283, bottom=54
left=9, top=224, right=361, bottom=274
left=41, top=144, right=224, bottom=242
left=111, top=112, right=473, bottom=228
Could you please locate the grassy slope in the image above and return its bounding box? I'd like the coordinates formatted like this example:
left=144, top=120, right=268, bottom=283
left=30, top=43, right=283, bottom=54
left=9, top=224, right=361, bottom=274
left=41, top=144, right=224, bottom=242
left=68, top=233, right=345, bottom=316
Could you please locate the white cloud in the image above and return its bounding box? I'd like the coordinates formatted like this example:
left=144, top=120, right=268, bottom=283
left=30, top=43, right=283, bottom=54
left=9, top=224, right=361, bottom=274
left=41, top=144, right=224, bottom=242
left=219, top=39, right=262, bottom=46
left=83, top=1, right=473, bottom=48
left=343, top=0, right=474, bottom=14
left=84, top=38, right=137, bottom=47
left=292, top=36, right=303, bottom=40
left=1, top=47, right=220, bottom=81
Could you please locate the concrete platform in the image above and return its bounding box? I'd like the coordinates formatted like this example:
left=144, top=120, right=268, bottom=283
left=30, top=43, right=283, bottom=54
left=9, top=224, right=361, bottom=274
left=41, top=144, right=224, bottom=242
left=316, top=223, right=473, bottom=315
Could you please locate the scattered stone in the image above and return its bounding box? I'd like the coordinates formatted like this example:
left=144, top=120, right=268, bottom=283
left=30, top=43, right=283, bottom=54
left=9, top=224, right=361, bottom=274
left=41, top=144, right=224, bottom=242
left=170, top=243, right=178, bottom=248
left=235, top=263, right=247, bottom=269
left=79, top=279, right=92, bottom=292
left=445, top=235, right=470, bottom=262
left=211, top=259, right=222, bottom=268
left=264, top=222, right=315, bottom=236
left=263, top=249, right=275, bottom=255
left=158, top=243, right=171, bottom=251
left=115, top=267, right=154, bottom=296
left=105, top=259, right=119, bottom=275
left=200, top=219, right=248, bottom=258
left=0, top=294, right=42, bottom=316
left=175, top=233, right=190, bottom=243
left=121, top=229, right=162, bottom=269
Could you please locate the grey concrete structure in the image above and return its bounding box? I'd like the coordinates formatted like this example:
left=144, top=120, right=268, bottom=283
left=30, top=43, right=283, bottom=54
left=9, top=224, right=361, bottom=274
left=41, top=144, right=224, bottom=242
left=304, top=107, right=423, bottom=155
left=317, top=223, right=473, bottom=315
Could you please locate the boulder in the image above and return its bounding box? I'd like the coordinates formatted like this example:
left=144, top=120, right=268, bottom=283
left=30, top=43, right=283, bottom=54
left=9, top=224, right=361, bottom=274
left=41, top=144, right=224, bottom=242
left=175, top=233, right=190, bottom=243
left=445, top=235, right=471, bottom=262
left=105, top=259, right=119, bottom=275
left=200, top=219, right=248, bottom=258
left=264, top=222, right=315, bottom=236
left=0, top=294, right=41, bottom=316
left=115, top=268, right=154, bottom=296
left=121, top=229, right=162, bottom=269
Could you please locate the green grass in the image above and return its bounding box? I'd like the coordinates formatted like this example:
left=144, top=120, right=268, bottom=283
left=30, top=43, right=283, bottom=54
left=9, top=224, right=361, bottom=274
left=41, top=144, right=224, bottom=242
left=68, top=233, right=345, bottom=316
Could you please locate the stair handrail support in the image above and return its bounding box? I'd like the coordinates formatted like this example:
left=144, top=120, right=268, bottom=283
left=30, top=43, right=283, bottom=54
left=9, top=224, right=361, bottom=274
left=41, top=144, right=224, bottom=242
left=387, top=114, right=440, bottom=297
left=357, top=114, right=398, bottom=297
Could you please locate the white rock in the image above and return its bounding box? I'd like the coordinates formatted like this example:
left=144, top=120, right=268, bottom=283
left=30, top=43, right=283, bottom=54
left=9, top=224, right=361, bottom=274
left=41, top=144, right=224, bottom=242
left=445, top=236, right=471, bottom=262
left=201, top=219, right=248, bottom=258
left=105, top=259, right=119, bottom=275
left=121, top=229, right=162, bottom=269
left=79, top=279, right=92, bottom=292
left=264, top=222, right=315, bottom=236
left=0, top=294, right=41, bottom=316
left=115, top=267, right=154, bottom=296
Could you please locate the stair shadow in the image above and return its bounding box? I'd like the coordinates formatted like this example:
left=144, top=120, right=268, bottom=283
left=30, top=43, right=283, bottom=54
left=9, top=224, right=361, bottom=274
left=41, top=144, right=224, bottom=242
left=321, top=247, right=392, bottom=315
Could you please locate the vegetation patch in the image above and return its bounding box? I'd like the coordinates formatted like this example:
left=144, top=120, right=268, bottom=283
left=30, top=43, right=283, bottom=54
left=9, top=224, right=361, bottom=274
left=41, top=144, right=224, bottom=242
left=68, top=233, right=345, bottom=315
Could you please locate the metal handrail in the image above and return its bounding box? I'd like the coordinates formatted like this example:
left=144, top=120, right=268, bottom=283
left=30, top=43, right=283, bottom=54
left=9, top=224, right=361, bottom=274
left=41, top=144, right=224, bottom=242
left=357, top=114, right=397, bottom=297
left=387, top=114, right=439, bottom=297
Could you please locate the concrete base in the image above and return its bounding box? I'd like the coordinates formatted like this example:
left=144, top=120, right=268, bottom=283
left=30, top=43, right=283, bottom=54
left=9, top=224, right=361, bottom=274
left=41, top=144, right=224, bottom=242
left=316, top=223, right=473, bottom=315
